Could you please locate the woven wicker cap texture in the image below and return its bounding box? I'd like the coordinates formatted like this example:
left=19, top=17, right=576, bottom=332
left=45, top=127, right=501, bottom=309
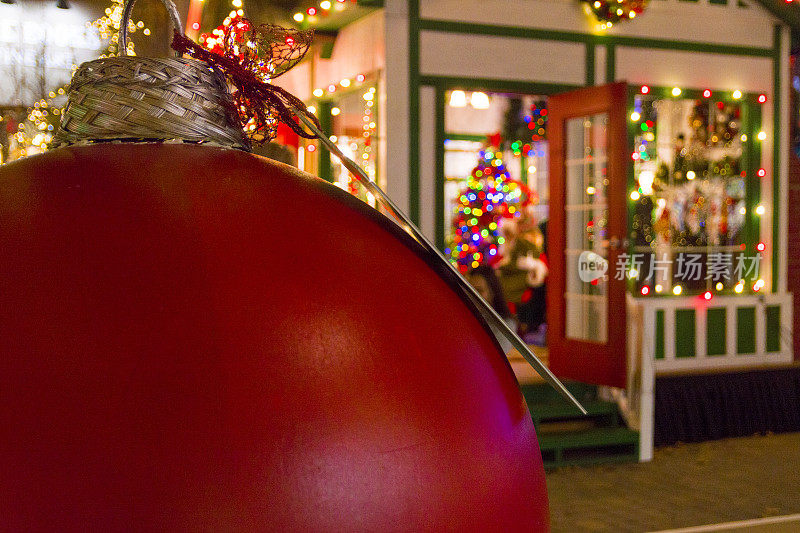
left=53, top=56, right=250, bottom=150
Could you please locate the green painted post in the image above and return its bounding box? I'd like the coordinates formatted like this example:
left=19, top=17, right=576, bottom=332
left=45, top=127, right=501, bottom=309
left=605, top=44, right=615, bottom=83
left=318, top=100, right=333, bottom=183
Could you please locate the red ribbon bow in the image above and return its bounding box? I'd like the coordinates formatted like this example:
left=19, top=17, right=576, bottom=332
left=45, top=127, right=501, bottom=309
left=172, top=18, right=321, bottom=144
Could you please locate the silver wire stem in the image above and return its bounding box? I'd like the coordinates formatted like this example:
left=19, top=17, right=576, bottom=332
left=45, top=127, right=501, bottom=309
left=293, top=108, right=586, bottom=415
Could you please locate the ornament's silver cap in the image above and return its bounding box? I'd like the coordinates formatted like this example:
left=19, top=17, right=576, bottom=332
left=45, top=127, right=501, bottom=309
left=52, top=56, right=250, bottom=150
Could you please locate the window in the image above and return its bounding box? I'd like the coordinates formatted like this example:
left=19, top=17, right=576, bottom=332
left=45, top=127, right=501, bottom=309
left=299, top=80, right=380, bottom=207
left=630, top=92, right=762, bottom=295
left=330, top=83, right=379, bottom=206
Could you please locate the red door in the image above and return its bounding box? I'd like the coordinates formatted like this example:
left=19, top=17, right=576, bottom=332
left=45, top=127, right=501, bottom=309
left=547, top=82, right=628, bottom=388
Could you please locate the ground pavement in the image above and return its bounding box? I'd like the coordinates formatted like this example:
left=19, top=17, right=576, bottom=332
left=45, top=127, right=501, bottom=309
left=546, top=432, right=800, bottom=532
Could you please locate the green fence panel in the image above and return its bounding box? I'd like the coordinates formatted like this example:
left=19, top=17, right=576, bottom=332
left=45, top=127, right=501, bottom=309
left=706, top=307, right=727, bottom=356
left=675, top=309, right=696, bottom=358
left=737, top=307, right=756, bottom=354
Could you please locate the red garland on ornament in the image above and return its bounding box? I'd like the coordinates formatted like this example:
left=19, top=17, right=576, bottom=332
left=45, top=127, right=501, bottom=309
left=173, top=19, right=319, bottom=144
left=198, top=15, right=244, bottom=56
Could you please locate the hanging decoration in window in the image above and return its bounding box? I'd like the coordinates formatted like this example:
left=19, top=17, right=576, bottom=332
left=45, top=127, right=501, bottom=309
left=502, top=98, right=548, bottom=157
left=580, top=0, right=648, bottom=27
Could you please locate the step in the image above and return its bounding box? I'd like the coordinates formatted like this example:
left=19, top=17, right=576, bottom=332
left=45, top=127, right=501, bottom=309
left=528, top=399, right=618, bottom=426
left=544, top=452, right=640, bottom=469
left=519, top=381, right=598, bottom=405
left=538, top=426, right=639, bottom=451
left=538, top=427, right=640, bottom=469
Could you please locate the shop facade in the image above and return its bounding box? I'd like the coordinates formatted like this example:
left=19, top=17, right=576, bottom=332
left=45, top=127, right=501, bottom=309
left=265, top=0, right=797, bottom=461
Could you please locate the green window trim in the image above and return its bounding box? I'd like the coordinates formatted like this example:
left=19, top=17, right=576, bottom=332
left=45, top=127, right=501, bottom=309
left=624, top=86, right=769, bottom=297
left=417, top=19, right=775, bottom=58
left=655, top=309, right=665, bottom=359
left=444, top=133, right=489, bottom=142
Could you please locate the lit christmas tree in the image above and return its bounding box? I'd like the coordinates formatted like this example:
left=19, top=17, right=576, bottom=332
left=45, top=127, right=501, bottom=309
left=447, top=148, right=532, bottom=273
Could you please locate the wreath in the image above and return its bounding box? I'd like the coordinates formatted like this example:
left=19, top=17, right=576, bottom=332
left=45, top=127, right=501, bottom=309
left=581, top=0, right=648, bottom=24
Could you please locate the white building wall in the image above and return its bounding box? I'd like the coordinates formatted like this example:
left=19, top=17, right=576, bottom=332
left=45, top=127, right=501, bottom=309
left=313, top=10, right=385, bottom=92
left=276, top=61, right=312, bottom=103
left=419, top=0, right=774, bottom=49
left=384, top=0, right=410, bottom=213
left=419, top=31, right=585, bottom=85
left=419, top=86, right=437, bottom=239
left=276, top=10, right=385, bottom=103
left=613, top=48, right=773, bottom=94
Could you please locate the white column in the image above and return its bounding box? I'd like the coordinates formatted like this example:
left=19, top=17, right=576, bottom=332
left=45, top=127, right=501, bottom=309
left=383, top=0, right=410, bottom=213
left=594, top=44, right=606, bottom=87
left=779, top=25, right=791, bottom=294
left=419, top=86, right=436, bottom=240
left=639, top=305, right=655, bottom=462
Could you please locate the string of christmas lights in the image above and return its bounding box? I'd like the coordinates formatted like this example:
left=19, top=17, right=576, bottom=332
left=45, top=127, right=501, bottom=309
left=293, top=0, right=355, bottom=25
left=329, top=84, right=377, bottom=197
left=358, top=85, right=377, bottom=187
left=509, top=100, right=548, bottom=158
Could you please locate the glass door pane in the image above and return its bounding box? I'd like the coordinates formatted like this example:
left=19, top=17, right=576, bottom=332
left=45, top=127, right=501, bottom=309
left=564, top=114, right=608, bottom=343
left=546, top=81, right=627, bottom=388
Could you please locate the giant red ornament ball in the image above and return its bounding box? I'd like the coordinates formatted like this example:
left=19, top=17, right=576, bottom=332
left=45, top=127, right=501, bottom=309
left=0, top=143, right=549, bottom=530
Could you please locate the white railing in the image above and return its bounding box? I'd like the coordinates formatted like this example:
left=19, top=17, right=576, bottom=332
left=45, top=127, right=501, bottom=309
left=640, top=293, right=793, bottom=373
left=620, top=291, right=793, bottom=462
